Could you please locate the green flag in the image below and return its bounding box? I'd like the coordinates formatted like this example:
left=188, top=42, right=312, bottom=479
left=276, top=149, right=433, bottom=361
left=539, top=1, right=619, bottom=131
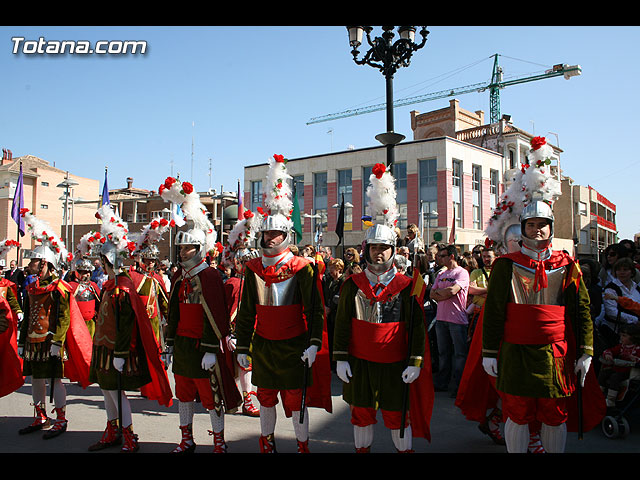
left=292, top=185, right=302, bottom=244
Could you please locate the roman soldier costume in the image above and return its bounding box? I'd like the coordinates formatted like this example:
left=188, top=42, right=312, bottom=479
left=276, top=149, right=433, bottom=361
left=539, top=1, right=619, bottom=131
left=17, top=209, right=92, bottom=440
left=221, top=209, right=262, bottom=417
left=68, top=231, right=102, bottom=338
left=481, top=137, right=605, bottom=453
left=160, top=176, right=242, bottom=453
left=235, top=154, right=331, bottom=453
left=333, top=162, right=433, bottom=453
left=88, top=203, right=173, bottom=453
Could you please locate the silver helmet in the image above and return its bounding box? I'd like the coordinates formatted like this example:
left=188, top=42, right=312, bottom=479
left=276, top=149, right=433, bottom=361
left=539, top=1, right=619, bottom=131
left=138, top=243, right=160, bottom=260
left=520, top=200, right=554, bottom=250
left=364, top=224, right=397, bottom=274
left=175, top=227, right=207, bottom=270
left=100, top=240, right=126, bottom=269
left=73, top=257, right=94, bottom=272
left=259, top=213, right=292, bottom=256
left=30, top=244, right=60, bottom=271
left=503, top=222, right=522, bottom=254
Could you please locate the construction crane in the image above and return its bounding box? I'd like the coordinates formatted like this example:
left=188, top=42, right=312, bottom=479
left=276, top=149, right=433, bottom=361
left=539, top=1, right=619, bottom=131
left=306, top=54, right=582, bottom=125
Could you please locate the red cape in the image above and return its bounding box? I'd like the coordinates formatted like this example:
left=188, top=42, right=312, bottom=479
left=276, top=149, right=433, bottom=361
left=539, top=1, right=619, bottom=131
left=247, top=255, right=333, bottom=415
left=0, top=296, right=24, bottom=398
left=351, top=271, right=434, bottom=441
left=103, top=275, right=173, bottom=407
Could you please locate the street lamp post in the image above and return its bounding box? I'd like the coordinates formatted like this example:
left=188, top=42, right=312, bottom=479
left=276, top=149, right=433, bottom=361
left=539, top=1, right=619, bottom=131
left=57, top=172, right=79, bottom=252
left=346, top=26, right=429, bottom=173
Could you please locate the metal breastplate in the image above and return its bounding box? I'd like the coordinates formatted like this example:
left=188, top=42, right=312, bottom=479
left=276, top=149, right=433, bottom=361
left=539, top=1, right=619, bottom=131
left=75, top=283, right=96, bottom=302
left=510, top=263, right=566, bottom=306
left=354, top=289, right=403, bottom=324
left=27, top=290, right=55, bottom=343
left=254, top=274, right=300, bottom=306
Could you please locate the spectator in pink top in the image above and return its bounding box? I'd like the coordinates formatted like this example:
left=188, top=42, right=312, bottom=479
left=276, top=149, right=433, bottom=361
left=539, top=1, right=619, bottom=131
left=430, top=244, right=469, bottom=397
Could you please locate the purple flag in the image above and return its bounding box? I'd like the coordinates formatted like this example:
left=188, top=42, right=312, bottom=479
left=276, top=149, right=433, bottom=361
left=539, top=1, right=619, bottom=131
left=11, top=164, right=24, bottom=237
left=101, top=167, right=110, bottom=205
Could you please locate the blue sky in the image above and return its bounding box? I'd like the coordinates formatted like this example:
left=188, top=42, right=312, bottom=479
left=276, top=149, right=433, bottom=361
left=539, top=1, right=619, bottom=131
left=2, top=25, right=638, bottom=240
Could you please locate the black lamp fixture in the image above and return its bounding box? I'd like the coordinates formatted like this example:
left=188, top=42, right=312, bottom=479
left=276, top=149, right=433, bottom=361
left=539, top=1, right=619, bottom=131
left=346, top=26, right=429, bottom=172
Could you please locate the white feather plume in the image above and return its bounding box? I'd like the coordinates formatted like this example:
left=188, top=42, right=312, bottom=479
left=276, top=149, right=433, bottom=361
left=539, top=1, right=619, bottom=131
left=366, top=163, right=399, bottom=228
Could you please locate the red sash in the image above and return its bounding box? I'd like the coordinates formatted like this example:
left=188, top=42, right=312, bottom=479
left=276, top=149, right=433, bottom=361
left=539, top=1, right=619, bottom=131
left=255, top=304, right=306, bottom=340
left=350, top=271, right=411, bottom=305
left=176, top=303, right=204, bottom=339
left=504, top=304, right=566, bottom=345
left=349, top=318, right=407, bottom=363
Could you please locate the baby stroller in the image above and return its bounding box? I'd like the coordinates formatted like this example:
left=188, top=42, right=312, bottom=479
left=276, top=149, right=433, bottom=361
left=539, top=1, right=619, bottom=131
left=601, top=366, right=640, bottom=439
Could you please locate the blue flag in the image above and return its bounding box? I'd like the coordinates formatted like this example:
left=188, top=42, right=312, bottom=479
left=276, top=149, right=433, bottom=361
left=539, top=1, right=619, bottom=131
left=101, top=167, right=110, bottom=205
left=11, top=163, right=24, bottom=237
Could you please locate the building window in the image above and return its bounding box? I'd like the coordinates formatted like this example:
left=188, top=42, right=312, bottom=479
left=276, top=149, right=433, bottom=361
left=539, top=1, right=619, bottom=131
left=337, top=169, right=353, bottom=229
left=136, top=213, right=147, bottom=223
left=250, top=180, right=262, bottom=211
left=362, top=166, right=372, bottom=216
left=419, top=159, right=438, bottom=228
left=577, top=201, right=587, bottom=216
left=41, top=181, right=49, bottom=187
left=472, top=165, right=481, bottom=230
left=40, top=204, right=48, bottom=209
left=490, top=169, right=499, bottom=209
left=394, top=162, right=407, bottom=229
left=452, top=159, right=462, bottom=227
left=314, top=172, right=327, bottom=232
left=151, top=210, right=171, bottom=220
left=509, top=149, right=516, bottom=170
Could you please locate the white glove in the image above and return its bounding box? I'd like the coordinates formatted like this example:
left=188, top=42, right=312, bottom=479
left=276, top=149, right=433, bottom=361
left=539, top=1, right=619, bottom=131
left=237, top=353, right=250, bottom=369
left=201, top=352, right=217, bottom=371
left=18, top=346, right=24, bottom=357
left=113, top=357, right=125, bottom=372
left=402, top=366, right=421, bottom=384
left=336, top=360, right=352, bottom=384
left=226, top=336, right=236, bottom=352
left=301, top=345, right=318, bottom=367
left=17, top=312, right=24, bottom=321
left=50, top=344, right=61, bottom=358
left=482, top=357, right=498, bottom=377
left=574, top=354, right=592, bottom=387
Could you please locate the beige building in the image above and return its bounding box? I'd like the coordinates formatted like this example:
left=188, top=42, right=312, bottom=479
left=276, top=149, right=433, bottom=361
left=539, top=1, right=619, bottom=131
left=0, top=152, right=100, bottom=267
left=555, top=177, right=617, bottom=259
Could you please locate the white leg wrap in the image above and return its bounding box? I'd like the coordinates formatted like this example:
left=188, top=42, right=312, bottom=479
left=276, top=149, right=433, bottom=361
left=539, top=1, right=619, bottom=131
left=178, top=401, right=195, bottom=426
left=260, top=405, right=276, bottom=436
left=540, top=422, right=566, bottom=453
left=354, top=424, right=374, bottom=448
left=209, top=409, right=224, bottom=433
left=504, top=418, right=529, bottom=453
left=291, top=409, right=309, bottom=442
left=391, top=426, right=412, bottom=452
left=104, top=390, right=132, bottom=428
left=52, top=379, right=66, bottom=409
left=32, top=378, right=47, bottom=405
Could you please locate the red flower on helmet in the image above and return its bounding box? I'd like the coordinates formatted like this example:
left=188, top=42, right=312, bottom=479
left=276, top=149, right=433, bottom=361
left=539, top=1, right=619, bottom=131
left=150, top=220, right=159, bottom=229
left=531, top=136, right=546, bottom=151
left=243, top=210, right=254, bottom=219
left=159, top=218, right=168, bottom=227
left=20, top=208, right=29, bottom=216
left=372, top=163, right=386, bottom=179
left=182, top=182, right=194, bottom=195
left=274, top=154, right=285, bottom=163
left=164, top=177, right=177, bottom=190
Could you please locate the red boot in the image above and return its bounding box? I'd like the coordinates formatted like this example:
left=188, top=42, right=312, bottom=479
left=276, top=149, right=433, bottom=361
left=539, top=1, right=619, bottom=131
left=121, top=425, right=139, bottom=453
left=259, top=433, right=277, bottom=453
left=171, top=424, right=196, bottom=453
left=297, top=439, right=310, bottom=453
left=88, top=419, right=122, bottom=451
left=18, top=403, right=50, bottom=434
left=242, top=391, right=260, bottom=417
left=43, top=407, right=67, bottom=439
left=210, top=429, right=227, bottom=453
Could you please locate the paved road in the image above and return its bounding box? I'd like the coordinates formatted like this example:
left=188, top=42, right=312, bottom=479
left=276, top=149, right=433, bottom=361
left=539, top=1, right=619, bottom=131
left=2, top=370, right=638, bottom=454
